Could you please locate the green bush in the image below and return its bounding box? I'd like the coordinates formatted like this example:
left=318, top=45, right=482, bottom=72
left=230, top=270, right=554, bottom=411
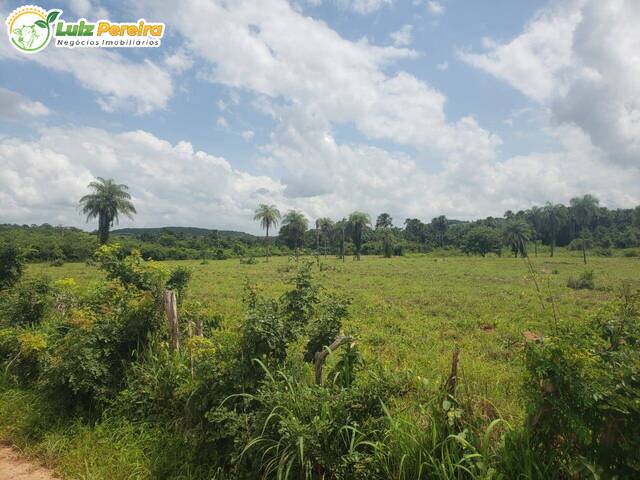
left=0, top=243, right=23, bottom=291
left=523, top=290, right=640, bottom=476
left=2, top=276, right=52, bottom=327
left=567, top=270, right=595, bottom=290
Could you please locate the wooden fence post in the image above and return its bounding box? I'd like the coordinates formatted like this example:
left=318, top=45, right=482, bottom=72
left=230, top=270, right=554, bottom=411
left=163, top=289, right=180, bottom=352
left=314, top=333, right=352, bottom=385
left=444, top=348, right=461, bottom=396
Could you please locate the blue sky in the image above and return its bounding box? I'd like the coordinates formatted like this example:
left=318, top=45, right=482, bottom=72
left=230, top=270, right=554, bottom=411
left=0, top=0, right=638, bottom=233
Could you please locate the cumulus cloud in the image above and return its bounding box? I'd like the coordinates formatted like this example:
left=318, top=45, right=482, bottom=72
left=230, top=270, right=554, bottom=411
left=216, top=116, right=229, bottom=128
left=335, top=0, right=393, bottom=14
left=0, top=88, right=50, bottom=121
left=390, top=24, right=413, bottom=47
left=0, top=35, right=172, bottom=114
left=141, top=0, right=500, bottom=161
left=460, top=0, right=640, bottom=166
left=0, top=128, right=286, bottom=231
left=427, top=1, right=445, bottom=15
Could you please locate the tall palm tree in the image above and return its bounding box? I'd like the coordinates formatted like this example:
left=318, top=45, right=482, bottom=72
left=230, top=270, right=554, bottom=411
left=333, top=218, right=347, bottom=262
left=431, top=215, right=448, bottom=248
left=570, top=194, right=599, bottom=264
left=525, top=206, right=544, bottom=257
left=316, top=217, right=334, bottom=257
left=503, top=219, right=532, bottom=258
left=79, top=177, right=136, bottom=245
left=376, top=213, right=393, bottom=258
left=348, top=211, right=371, bottom=261
left=282, top=210, right=308, bottom=256
left=542, top=203, right=568, bottom=257
left=254, top=204, right=281, bottom=262
left=375, top=213, right=393, bottom=230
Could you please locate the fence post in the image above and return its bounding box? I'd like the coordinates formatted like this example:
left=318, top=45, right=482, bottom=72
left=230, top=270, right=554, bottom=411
left=163, top=289, right=180, bottom=352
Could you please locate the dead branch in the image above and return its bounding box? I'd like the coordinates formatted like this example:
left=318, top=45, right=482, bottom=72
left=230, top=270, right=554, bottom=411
left=314, top=333, right=352, bottom=385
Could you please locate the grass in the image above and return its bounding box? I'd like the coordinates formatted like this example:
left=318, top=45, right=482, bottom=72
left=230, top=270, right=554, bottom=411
left=26, top=251, right=640, bottom=421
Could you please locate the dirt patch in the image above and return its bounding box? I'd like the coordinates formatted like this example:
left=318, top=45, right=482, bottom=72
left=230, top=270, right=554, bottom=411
left=0, top=445, right=58, bottom=480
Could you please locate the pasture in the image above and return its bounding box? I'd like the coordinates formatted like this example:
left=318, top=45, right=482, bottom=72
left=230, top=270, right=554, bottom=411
left=27, top=251, right=639, bottom=419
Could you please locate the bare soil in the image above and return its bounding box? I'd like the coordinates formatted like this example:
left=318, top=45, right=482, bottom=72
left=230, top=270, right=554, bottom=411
left=0, top=446, right=57, bottom=480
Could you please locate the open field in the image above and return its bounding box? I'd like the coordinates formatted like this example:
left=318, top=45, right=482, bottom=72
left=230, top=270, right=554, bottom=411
left=27, top=252, right=640, bottom=419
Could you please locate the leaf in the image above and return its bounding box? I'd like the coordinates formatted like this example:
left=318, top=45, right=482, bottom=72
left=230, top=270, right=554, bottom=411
left=35, top=20, right=47, bottom=29
left=46, top=10, right=61, bottom=24
left=442, top=399, right=451, bottom=411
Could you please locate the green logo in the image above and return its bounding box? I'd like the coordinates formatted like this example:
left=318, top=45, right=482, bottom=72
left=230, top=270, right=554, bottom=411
left=6, top=6, right=61, bottom=53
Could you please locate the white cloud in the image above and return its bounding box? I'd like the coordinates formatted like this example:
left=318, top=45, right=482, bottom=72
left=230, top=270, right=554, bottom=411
left=0, top=88, right=50, bottom=120
left=0, top=33, right=172, bottom=114
left=142, top=0, right=500, bottom=161
left=164, top=49, right=193, bottom=74
left=427, top=1, right=445, bottom=15
left=242, top=130, right=255, bottom=140
left=437, top=61, right=448, bottom=71
left=216, top=116, right=229, bottom=128
left=65, top=0, right=109, bottom=18
left=390, top=24, right=413, bottom=47
left=335, top=0, right=393, bottom=14
left=460, top=0, right=640, bottom=166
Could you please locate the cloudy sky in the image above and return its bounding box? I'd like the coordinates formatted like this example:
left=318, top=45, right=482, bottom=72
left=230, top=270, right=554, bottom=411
left=0, top=0, right=638, bottom=233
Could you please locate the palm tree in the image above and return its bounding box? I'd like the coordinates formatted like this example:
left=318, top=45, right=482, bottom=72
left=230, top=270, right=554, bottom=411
left=254, top=204, right=281, bottom=262
left=542, top=203, right=568, bottom=257
left=316, top=218, right=334, bottom=257
left=570, top=194, right=599, bottom=264
left=79, top=177, right=136, bottom=244
left=431, top=215, right=448, bottom=248
left=503, top=219, right=532, bottom=258
left=281, top=210, right=308, bottom=256
left=348, top=211, right=371, bottom=260
left=376, top=213, right=393, bottom=258
left=525, top=206, right=544, bottom=257
left=333, top=218, right=347, bottom=262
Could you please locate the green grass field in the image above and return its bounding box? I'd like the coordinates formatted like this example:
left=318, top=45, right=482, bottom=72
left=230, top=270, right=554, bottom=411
left=27, top=251, right=640, bottom=420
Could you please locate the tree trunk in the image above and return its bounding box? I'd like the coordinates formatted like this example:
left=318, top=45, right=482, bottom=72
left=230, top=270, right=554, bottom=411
left=550, top=236, right=555, bottom=257
left=445, top=349, right=461, bottom=396
left=163, top=289, right=180, bottom=352
left=265, top=225, right=270, bottom=262
left=98, top=212, right=109, bottom=244
left=314, top=333, right=352, bottom=385
left=582, top=234, right=587, bottom=264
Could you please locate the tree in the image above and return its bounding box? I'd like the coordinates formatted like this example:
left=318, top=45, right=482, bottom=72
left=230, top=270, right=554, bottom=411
left=347, top=212, right=370, bottom=260
left=431, top=215, right=448, bottom=248
left=254, top=204, right=281, bottom=262
left=0, top=243, right=23, bottom=290
left=542, top=203, right=568, bottom=257
left=79, top=177, right=136, bottom=244
left=316, top=218, right=334, bottom=257
left=376, top=213, right=394, bottom=258
left=525, top=206, right=544, bottom=256
left=461, top=226, right=502, bottom=257
left=503, top=219, right=532, bottom=257
left=570, top=194, right=600, bottom=264
left=280, top=210, right=308, bottom=255
left=333, top=219, right=347, bottom=262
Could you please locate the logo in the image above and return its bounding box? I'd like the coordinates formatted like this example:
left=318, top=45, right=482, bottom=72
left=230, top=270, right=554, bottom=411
left=6, top=5, right=164, bottom=53
left=6, top=5, right=60, bottom=53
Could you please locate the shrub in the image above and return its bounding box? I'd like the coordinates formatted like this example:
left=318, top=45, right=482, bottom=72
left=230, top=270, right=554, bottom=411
left=3, top=276, right=52, bottom=327
left=166, top=265, right=192, bottom=300
left=567, top=270, right=595, bottom=290
left=523, top=290, right=640, bottom=476
left=0, top=243, right=23, bottom=291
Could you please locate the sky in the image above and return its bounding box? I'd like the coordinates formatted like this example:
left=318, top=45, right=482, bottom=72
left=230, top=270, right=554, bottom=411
left=0, top=0, right=638, bottom=234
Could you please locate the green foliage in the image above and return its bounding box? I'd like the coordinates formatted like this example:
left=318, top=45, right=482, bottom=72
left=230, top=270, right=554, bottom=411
left=94, top=244, right=167, bottom=291
left=567, top=270, right=595, bottom=290
left=523, top=289, right=640, bottom=476
left=1, top=276, right=51, bottom=327
left=166, top=265, right=192, bottom=299
left=0, top=243, right=24, bottom=291
left=461, top=226, right=502, bottom=257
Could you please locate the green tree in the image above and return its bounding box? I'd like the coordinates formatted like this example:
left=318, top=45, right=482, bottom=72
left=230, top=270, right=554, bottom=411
left=315, top=217, right=334, bottom=257
left=430, top=215, right=448, bottom=248
left=542, top=203, right=568, bottom=257
left=570, top=194, right=600, bottom=264
left=525, top=206, right=544, bottom=256
left=281, top=210, right=308, bottom=256
left=461, top=226, right=502, bottom=257
left=503, top=219, right=532, bottom=257
left=79, top=177, right=136, bottom=245
left=254, top=204, right=281, bottom=262
left=333, top=219, right=347, bottom=262
left=347, top=211, right=370, bottom=260
left=0, top=243, right=23, bottom=290
left=376, top=213, right=394, bottom=258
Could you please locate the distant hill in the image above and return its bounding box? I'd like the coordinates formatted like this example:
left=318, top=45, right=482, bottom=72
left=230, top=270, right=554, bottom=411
left=111, top=226, right=259, bottom=240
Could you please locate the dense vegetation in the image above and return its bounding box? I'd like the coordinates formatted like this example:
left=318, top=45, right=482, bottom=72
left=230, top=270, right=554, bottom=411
left=0, top=242, right=638, bottom=479
left=3, top=195, right=639, bottom=264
